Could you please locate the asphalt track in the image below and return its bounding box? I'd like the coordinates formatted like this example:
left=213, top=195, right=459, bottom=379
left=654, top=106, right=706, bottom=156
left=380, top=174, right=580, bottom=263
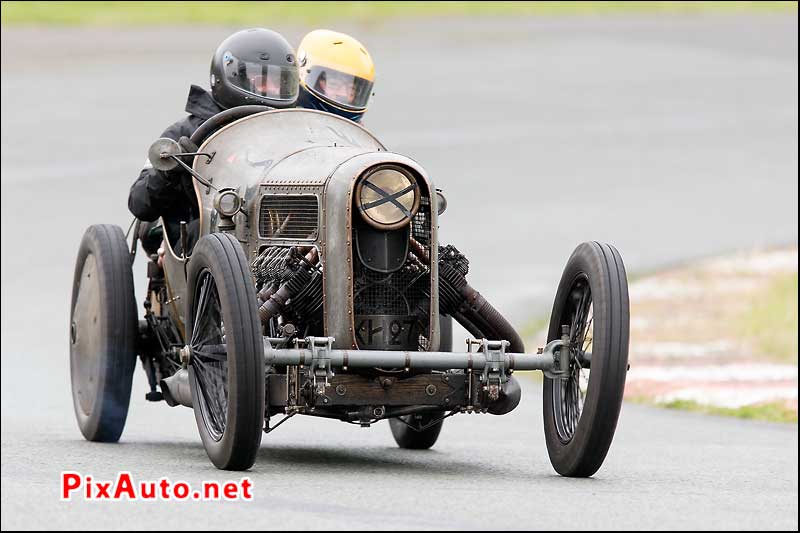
left=1, top=15, right=797, bottom=530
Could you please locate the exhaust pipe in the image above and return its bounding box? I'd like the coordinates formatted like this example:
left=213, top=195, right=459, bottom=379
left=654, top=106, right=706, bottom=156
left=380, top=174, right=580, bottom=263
left=160, top=369, right=192, bottom=408
left=258, top=247, right=320, bottom=325
left=416, top=242, right=525, bottom=354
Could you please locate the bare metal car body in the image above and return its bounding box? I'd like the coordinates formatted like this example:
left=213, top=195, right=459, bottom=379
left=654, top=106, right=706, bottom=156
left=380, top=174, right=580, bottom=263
left=70, top=107, right=630, bottom=476
left=163, top=109, right=440, bottom=350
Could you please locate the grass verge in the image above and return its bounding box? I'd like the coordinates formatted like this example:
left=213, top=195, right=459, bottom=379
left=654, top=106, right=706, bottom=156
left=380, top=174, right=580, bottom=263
left=738, top=273, right=798, bottom=364
left=520, top=314, right=549, bottom=342
left=661, top=398, right=798, bottom=423
left=2, top=1, right=797, bottom=27
left=627, top=394, right=797, bottom=423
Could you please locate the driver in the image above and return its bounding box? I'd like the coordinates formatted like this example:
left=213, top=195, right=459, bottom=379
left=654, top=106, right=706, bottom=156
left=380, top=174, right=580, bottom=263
left=128, top=28, right=299, bottom=254
left=296, top=29, right=375, bottom=123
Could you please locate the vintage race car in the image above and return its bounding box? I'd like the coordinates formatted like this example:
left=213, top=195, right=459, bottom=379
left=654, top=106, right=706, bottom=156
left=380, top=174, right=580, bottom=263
left=70, top=107, right=629, bottom=476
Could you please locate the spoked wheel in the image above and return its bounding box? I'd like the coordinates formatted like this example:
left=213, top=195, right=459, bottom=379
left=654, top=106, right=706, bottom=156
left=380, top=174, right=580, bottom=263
left=189, top=271, right=230, bottom=441
left=186, top=233, right=264, bottom=471
left=552, top=283, right=593, bottom=443
left=69, top=225, right=137, bottom=442
left=543, top=242, right=629, bottom=477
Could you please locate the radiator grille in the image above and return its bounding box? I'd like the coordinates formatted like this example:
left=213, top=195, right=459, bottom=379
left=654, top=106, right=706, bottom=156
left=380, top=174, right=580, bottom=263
left=412, top=197, right=432, bottom=248
left=259, top=195, right=319, bottom=240
left=354, top=267, right=430, bottom=316
left=353, top=196, right=432, bottom=350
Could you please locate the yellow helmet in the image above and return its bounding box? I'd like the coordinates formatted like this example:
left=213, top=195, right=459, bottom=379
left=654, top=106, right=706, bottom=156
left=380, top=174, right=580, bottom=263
left=297, top=29, right=375, bottom=121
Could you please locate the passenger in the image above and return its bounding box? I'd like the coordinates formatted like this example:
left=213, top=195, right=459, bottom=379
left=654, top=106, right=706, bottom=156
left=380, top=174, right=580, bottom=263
left=296, top=29, right=375, bottom=123
left=128, top=28, right=299, bottom=255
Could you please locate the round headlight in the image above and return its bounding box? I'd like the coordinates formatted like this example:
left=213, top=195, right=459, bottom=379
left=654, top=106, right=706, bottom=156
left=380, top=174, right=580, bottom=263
left=214, top=189, right=242, bottom=218
left=356, top=166, right=420, bottom=230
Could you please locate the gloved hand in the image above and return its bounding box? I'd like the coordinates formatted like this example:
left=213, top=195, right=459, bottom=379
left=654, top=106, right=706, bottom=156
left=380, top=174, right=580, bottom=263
left=163, top=136, right=200, bottom=182
left=177, top=136, right=199, bottom=156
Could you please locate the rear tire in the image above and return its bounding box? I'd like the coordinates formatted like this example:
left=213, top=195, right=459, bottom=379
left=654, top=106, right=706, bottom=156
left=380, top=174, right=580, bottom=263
left=186, top=233, right=264, bottom=470
left=389, top=318, right=452, bottom=450
left=543, top=242, right=629, bottom=477
left=69, top=224, right=138, bottom=442
left=389, top=411, right=445, bottom=450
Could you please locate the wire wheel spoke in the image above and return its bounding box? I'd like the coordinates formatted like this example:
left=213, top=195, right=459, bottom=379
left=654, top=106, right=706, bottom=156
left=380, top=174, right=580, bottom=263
left=553, top=276, right=593, bottom=443
left=190, top=270, right=229, bottom=441
left=193, top=344, right=228, bottom=362
left=193, top=357, right=228, bottom=433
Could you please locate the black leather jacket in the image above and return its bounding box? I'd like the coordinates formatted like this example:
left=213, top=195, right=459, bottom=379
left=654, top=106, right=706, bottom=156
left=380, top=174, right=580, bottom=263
left=127, top=85, right=225, bottom=224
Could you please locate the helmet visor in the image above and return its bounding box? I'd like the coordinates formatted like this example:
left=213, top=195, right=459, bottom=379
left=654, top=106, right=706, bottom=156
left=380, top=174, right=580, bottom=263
left=305, top=65, right=373, bottom=111
left=222, top=52, right=299, bottom=101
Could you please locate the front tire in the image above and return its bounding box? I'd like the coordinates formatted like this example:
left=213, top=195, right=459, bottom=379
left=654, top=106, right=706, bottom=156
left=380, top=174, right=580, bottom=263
left=543, top=242, right=629, bottom=477
left=69, top=224, right=138, bottom=442
left=186, top=233, right=264, bottom=470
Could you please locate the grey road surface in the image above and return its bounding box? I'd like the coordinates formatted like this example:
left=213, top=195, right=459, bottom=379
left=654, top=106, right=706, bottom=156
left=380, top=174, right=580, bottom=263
left=1, top=15, right=798, bottom=530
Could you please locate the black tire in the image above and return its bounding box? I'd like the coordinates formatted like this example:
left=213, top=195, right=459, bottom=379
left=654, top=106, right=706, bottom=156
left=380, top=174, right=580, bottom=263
left=186, top=233, right=264, bottom=470
left=69, top=224, right=138, bottom=442
left=388, top=316, right=452, bottom=449
left=543, top=242, right=629, bottom=477
left=389, top=411, right=445, bottom=450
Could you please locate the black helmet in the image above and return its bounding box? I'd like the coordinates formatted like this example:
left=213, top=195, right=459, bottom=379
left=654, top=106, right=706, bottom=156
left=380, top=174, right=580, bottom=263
left=210, top=28, right=299, bottom=109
